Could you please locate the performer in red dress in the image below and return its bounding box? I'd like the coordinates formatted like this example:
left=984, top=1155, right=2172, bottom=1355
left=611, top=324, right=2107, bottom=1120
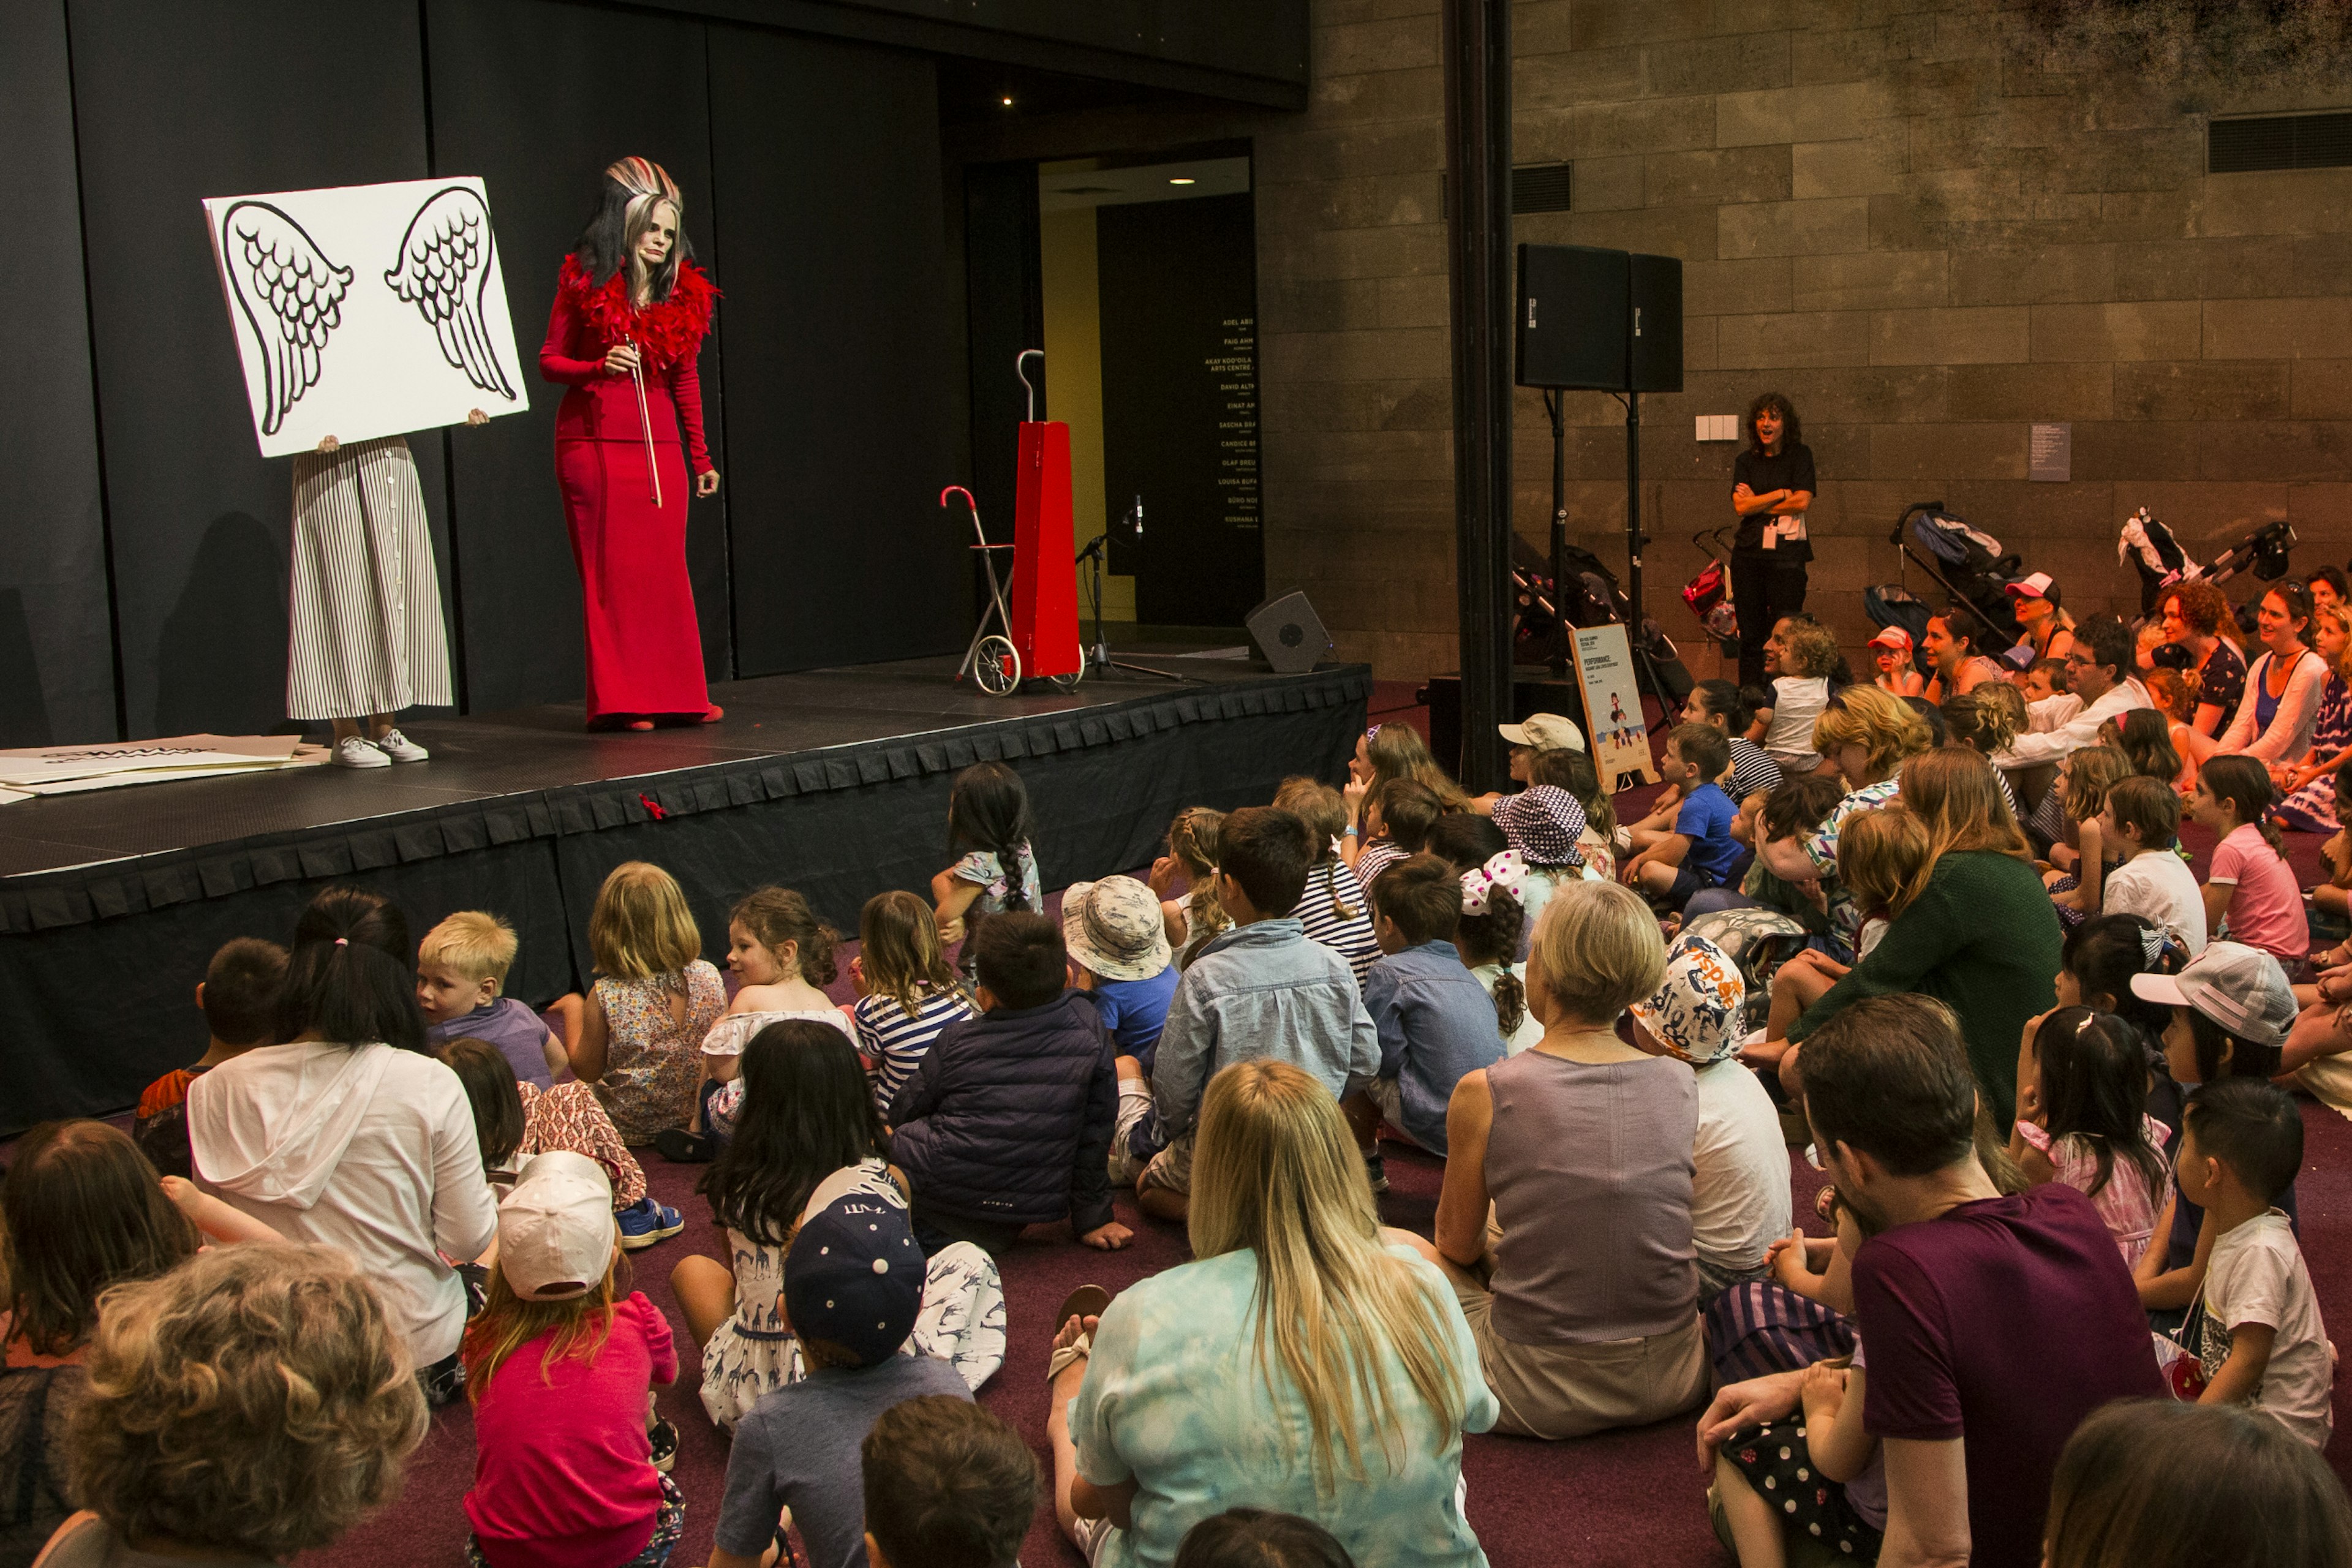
left=540, top=156, right=723, bottom=729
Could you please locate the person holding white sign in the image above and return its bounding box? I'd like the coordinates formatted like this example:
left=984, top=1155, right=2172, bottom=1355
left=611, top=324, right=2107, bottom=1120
left=540, top=156, right=723, bottom=731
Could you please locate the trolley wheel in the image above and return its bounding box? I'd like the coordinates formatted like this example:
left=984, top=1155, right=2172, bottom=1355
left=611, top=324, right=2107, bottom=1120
left=973, top=636, right=1022, bottom=696
left=1045, top=669, right=1083, bottom=692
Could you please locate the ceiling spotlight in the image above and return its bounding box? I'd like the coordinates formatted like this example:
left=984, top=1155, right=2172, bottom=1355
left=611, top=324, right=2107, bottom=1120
left=1000, top=95, right=1014, bottom=107
left=1168, top=176, right=1196, bottom=185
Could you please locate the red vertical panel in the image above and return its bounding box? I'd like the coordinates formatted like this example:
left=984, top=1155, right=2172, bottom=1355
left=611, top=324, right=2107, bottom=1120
left=1011, top=420, right=1080, bottom=677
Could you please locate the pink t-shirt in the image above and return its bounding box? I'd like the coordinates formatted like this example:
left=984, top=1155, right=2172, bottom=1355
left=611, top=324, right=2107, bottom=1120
left=464, top=1291, right=678, bottom=1568
left=2207, top=823, right=2308, bottom=961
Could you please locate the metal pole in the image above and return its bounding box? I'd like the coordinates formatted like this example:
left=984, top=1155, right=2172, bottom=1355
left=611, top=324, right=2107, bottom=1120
left=1626, top=391, right=1643, bottom=633
left=1441, top=0, right=1514, bottom=791
left=1548, top=390, right=1568, bottom=677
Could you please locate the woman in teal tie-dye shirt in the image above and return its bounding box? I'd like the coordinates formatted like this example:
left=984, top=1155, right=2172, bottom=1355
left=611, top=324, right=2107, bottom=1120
left=1046, top=1058, right=1496, bottom=1568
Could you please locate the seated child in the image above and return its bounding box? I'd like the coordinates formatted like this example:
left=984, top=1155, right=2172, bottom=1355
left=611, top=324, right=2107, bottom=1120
left=1544, top=746, right=1620, bottom=874
left=2101, top=708, right=2185, bottom=788
left=851, top=889, right=974, bottom=1115
left=660, top=886, right=856, bottom=1163
left=1629, top=935, right=1789, bottom=1302
left=1493, top=764, right=1594, bottom=946
left=1740, top=773, right=1850, bottom=949
left=707, top=1174, right=978, bottom=1568
left=1148, top=807, right=1226, bottom=956
left=1758, top=804, right=1930, bottom=1079
left=461, top=1152, right=682, bottom=1568
left=2005, top=1008, right=2172, bottom=1265
left=1751, top=617, right=1841, bottom=774
left=572, top=861, right=726, bottom=1148
left=1351, top=777, right=1441, bottom=892
left=2190, top=758, right=2308, bottom=965
left=1275, top=776, right=1381, bottom=983
left=932, top=760, right=1044, bottom=952
left=1870, top=624, right=1923, bottom=698
left=2043, top=745, right=2131, bottom=922
left=1452, top=850, right=1541, bottom=1055
left=417, top=911, right=568, bottom=1088
left=2024, top=657, right=2081, bottom=732
left=1713, top=1189, right=1886, bottom=1568
left=1348, top=854, right=1505, bottom=1161
left=1621, top=681, right=1784, bottom=853
left=1623, top=724, right=1743, bottom=913
left=889, top=913, right=1126, bottom=1255
left=2166, top=1078, right=2332, bottom=1450
left=860, top=1396, right=1039, bottom=1568
left=1172, top=1512, right=1359, bottom=1568
left=1134, top=807, right=1380, bottom=1223
left=134, top=937, right=286, bottom=1180
left=1062, top=876, right=1177, bottom=1068
left=440, top=1036, right=676, bottom=1247
left=2100, top=775, right=2206, bottom=954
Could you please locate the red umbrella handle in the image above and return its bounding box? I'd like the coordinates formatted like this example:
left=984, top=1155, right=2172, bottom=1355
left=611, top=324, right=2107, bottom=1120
left=940, top=485, right=976, bottom=514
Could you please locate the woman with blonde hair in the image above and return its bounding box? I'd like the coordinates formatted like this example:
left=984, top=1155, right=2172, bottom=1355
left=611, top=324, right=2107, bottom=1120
left=37, top=1241, right=426, bottom=1566
left=1784, top=748, right=2059, bottom=1120
left=1047, top=1059, right=1493, bottom=1568
left=570, top=861, right=726, bottom=1144
left=1760, top=684, right=1936, bottom=958
left=1408, top=880, right=1707, bottom=1441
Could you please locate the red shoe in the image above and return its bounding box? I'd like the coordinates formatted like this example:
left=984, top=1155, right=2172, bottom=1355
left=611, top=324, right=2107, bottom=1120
left=699, top=705, right=725, bottom=724
left=628, top=719, right=655, bottom=731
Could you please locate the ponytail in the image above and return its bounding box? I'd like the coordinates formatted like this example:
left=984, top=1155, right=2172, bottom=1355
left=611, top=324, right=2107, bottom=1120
left=275, top=885, right=428, bottom=1052
left=2200, top=755, right=2286, bottom=860
left=1489, top=967, right=1527, bottom=1038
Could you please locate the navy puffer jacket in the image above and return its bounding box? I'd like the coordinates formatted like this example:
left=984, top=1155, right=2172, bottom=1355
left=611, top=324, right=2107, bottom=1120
left=887, top=990, right=1118, bottom=1235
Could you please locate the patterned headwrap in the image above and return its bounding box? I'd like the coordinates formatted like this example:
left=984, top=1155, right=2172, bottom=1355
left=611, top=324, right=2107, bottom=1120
left=1490, top=785, right=1588, bottom=869
left=1629, top=933, right=1746, bottom=1065
left=1460, top=850, right=1528, bottom=916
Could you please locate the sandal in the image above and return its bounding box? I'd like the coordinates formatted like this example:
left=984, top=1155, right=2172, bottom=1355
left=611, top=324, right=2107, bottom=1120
left=1047, top=1284, right=1111, bottom=1383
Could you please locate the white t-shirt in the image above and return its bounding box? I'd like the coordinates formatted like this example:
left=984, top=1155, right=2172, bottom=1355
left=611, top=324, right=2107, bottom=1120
left=2103, top=850, right=2208, bottom=954
left=1691, top=1058, right=1792, bottom=1273
left=2200, top=1209, right=2334, bottom=1450
left=1762, top=676, right=1830, bottom=769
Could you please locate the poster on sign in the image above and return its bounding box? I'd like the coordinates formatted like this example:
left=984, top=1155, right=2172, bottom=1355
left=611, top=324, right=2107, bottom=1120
left=1570, top=624, right=1658, bottom=790
left=202, top=177, right=529, bottom=458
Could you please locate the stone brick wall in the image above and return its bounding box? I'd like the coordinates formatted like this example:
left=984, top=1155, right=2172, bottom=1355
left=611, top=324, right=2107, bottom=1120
left=947, top=1, right=2352, bottom=678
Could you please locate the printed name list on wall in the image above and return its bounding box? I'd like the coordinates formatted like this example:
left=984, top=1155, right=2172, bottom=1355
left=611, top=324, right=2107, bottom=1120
left=1215, top=314, right=1260, bottom=548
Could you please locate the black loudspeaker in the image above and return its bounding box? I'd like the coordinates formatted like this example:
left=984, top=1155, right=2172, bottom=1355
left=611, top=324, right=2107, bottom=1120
left=1245, top=590, right=1332, bottom=675
left=1515, top=244, right=1629, bottom=391
left=1628, top=252, right=1684, bottom=393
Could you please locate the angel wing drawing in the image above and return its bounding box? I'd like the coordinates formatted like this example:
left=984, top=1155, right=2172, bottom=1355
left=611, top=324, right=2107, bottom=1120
left=385, top=186, right=517, bottom=401
left=220, top=201, right=352, bottom=435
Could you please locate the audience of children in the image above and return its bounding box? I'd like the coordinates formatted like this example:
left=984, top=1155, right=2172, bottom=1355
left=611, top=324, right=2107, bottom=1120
left=2041, top=744, right=2131, bottom=923
left=571, top=862, right=728, bottom=1148
left=131, top=936, right=287, bottom=1180
left=1618, top=681, right=1782, bottom=852
left=417, top=912, right=569, bottom=1088
left=852, top=889, right=976, bottom=1114
left=34, top=636, right=2352, bottom=1568
left=932, top=760, right=1044, bottom=951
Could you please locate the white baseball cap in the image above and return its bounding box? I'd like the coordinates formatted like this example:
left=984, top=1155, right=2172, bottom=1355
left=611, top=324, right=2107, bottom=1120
left=2130, top=940, right=2297, bottom=1052
left=498, top=1150, right=616, bottom=1301
left=2005, top=572, right=2056, bottom=601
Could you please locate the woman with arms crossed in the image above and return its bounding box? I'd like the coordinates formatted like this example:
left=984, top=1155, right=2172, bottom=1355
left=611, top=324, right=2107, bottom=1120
left=541, top=156, right=723, bottom=731
left=1728, top=392, right=1815, bottom=690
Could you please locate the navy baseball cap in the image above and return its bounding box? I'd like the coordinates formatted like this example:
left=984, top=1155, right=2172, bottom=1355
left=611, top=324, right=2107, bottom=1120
left=784, top=1170, right=924, bottom=1367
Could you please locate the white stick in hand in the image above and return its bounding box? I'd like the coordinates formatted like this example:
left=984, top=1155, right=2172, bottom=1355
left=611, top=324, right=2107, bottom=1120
left=627, top=339, right=662, bottom=508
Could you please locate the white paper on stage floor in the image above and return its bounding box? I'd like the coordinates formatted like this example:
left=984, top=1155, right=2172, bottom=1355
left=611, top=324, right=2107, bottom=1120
left=202, top=177, right=530, bottom=458
left=0, top=735, right=326, bottom=793
left=1570, top=625, right=1660, bottom=790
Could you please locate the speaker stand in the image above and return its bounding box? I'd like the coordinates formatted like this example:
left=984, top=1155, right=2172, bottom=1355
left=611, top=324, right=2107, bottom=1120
left=1545, top=389, right=1569, bottom=678
left=1620, top=389, right=1674, bottom=709
left=1077, top=535, right=1183, bottom=683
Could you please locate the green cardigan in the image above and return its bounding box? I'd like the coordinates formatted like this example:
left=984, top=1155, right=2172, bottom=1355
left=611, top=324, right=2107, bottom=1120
left=1787, top=850, right=2060, bottom=1123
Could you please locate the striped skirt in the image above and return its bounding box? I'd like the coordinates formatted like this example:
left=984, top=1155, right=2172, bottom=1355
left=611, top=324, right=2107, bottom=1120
left=287, top=437, right=453, bottom=722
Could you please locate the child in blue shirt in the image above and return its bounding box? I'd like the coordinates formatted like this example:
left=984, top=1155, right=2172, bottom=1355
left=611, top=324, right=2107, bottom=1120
left=1348, top=853, right=1506, bottom=1163
left=1624, top=723, right=1742, bottom=913
left=1063, top=876, right=1179, bottom=1069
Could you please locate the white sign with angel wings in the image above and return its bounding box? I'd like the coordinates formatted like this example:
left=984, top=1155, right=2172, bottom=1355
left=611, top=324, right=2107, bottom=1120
left=202, top=177, right=529, bottom=458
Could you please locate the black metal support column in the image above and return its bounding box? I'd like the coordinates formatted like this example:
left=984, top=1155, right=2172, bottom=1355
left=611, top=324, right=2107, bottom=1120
left=1442, top=0, right=1513, bottom=791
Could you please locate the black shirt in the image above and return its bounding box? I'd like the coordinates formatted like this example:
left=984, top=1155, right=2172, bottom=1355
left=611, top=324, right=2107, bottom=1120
left=1732, top=442, right=1817, bottom=561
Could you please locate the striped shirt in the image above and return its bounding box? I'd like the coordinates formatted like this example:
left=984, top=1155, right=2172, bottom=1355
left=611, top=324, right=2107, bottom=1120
left=1727, top=738, right=1783, bottom=803
left=1291, top=859, right=1381, bottom=984
left=1353, top=838, right=1408, bottom=892
left=856, top=987, right=975, bottom=1113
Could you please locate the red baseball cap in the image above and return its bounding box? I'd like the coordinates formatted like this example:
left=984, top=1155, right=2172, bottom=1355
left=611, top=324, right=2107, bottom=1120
left=1868, top=625, right=1912, bottom=652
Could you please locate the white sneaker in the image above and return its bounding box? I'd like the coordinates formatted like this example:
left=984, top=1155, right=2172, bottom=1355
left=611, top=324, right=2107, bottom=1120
left=334, top=736, right=391, bottom=769
left=1612, top=825, right=1634, bottom=853
left=375, top=728, right=429, bottom=763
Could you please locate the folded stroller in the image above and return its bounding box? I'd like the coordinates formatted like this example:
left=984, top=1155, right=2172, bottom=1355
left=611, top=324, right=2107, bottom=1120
left=2118, top=507, right=2200, bottom=619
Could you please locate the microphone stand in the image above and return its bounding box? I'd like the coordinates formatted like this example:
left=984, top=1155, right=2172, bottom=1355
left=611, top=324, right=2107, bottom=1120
left=1080, top=498, right=1183, bottom=682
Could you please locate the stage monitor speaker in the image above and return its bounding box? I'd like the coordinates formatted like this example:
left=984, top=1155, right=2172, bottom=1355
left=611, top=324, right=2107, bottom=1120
left=1627, top=252, right=1684, bottom=393
left=1246, top=590, right=1332, bottom=675
left=1515, top=244, right=1629, bottom=391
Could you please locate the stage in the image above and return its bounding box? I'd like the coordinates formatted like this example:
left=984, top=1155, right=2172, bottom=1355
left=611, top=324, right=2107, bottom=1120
left=0, top=652, right=1370, bottom=1134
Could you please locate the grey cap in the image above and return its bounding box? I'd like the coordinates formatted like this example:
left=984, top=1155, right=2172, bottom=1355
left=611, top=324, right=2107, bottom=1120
left=2130, top=940, right=2297, bottom=1051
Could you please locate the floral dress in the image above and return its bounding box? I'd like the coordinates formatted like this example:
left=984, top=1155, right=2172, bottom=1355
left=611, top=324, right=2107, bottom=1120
left=591, top=961, right=726, bottom=1145
left=2015, top=1117, right=2173, bottom=1267
left=698, top=1007, right=857, bottom=1139
left=2277, top=673, right=2351, bottom=834
left=696, top=1158, right=1007, bottom=1428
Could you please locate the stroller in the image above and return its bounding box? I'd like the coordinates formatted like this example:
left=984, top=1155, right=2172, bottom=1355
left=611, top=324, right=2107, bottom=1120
left=1864, top=500, right=2024, bottom=654
left=2117, top=507, right=2297, bottom=627
left=1681, top=529, right=1740, bottom=644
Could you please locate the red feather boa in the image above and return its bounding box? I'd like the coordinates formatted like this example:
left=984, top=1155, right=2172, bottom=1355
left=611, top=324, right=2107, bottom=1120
left=557, top=255, right=718, bottom=372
